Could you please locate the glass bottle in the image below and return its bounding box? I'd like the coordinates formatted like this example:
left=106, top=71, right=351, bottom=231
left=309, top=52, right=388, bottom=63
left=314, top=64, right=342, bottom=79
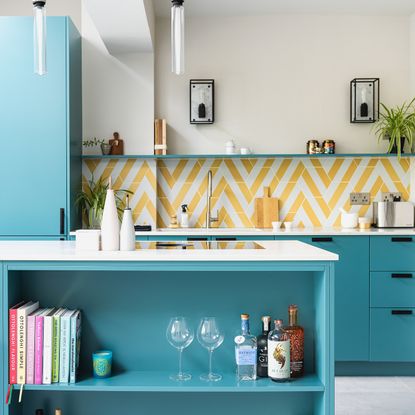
left=268, top=319, right=290, bottom=382
left=235, top=313, right=257, bottom=381
left=285, top=304, right=304, bottom=378
left=257, top=316, right=271, bottom=377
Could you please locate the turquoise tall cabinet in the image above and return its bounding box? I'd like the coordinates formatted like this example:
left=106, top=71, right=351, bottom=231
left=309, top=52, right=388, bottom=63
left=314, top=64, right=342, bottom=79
left=0, top=17, right=81, bottom=238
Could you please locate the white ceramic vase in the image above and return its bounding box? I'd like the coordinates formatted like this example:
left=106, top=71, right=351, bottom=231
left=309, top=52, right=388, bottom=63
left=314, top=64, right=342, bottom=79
left=120, top=208, right=136, bottom=251
left=101, top=184, right=120, bottom=251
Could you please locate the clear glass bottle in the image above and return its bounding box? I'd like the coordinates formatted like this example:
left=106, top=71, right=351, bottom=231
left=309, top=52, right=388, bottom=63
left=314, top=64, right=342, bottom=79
left=285, top=305, right=304, bottom=378
left=257, top=316, right=271, bottom=377
left=235, top=313, right=257, bottom=381
left=268, top=319, right=290, bottom=382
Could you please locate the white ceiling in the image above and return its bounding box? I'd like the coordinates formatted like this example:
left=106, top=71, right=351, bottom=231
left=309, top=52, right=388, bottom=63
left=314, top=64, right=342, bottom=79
left=153, top=0, right=415, bottom=17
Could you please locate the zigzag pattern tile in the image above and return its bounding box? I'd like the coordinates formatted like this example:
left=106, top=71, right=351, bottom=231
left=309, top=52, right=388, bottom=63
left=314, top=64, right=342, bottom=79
left=82, top=157, right=410, bottom=228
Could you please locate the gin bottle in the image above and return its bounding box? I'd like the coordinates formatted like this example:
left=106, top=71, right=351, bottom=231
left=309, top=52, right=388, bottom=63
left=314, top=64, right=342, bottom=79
left=257, top=316, right=271, bottom=377
left=235, top=314, right=257, bottom=381
left=268, top=319, right=290, bottom=382
left=285, top=305, right=304, bottom=378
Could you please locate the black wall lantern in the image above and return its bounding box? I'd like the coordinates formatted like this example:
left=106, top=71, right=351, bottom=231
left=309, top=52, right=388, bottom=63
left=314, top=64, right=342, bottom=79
left=190, top=79, right=214, bottom=124
left=350, top=78, right=379, bottom=123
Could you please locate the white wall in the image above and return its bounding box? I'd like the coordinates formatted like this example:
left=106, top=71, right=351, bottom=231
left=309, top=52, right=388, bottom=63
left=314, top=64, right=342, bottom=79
left=155, top=14, right=411, bottom=154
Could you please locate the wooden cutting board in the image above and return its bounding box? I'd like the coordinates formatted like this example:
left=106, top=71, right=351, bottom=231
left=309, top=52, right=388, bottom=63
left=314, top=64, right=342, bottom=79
left=254, top=187, right=279, bottom=228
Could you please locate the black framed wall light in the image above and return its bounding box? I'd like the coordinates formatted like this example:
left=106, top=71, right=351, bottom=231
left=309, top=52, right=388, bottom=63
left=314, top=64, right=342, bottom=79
left=190, top=79, right=214, bottom=124
left=350, top=78, right=379, bottom=123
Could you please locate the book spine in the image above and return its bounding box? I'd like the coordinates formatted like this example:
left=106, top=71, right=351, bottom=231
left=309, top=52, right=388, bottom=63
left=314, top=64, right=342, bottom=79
left=42, top=317, right=53, bottom=384
left=52, top=315, right=61, bottom=383
left=17, top=310, right=26, bottom=384
left=9, top=308, right=19, bottom=384
left=26, top=315, right=36, bottom=384
left=69, top=316, right=76, bottom=383
left=59, top=317, right=70, bottom=383
left=34, top=315, right=44, bottom=385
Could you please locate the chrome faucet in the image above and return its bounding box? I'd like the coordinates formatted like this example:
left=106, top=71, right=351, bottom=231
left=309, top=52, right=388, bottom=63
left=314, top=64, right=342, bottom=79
left=206, top=170, right=219, bottom=228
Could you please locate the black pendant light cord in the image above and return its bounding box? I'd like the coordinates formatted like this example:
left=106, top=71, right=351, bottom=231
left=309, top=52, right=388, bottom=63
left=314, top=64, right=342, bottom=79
left=172, top=0, right=184, bottom=5
left=33, top=1, right=46, bottom=6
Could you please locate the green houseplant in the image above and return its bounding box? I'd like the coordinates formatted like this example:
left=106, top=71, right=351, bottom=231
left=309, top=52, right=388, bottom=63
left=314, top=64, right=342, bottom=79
left=373, top=98, right=415, bottom=158
left=75, top=177, right=132, bottom=228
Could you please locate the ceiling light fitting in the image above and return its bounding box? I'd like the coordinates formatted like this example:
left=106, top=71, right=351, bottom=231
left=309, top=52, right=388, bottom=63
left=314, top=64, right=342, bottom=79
left=33, top=0, right=47, bottom=75
left=171, top=0, right=184, bottom=75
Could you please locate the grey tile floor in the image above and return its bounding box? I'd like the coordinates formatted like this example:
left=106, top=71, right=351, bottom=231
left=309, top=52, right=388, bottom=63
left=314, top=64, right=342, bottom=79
left=336, top=377, right=415, bottom=415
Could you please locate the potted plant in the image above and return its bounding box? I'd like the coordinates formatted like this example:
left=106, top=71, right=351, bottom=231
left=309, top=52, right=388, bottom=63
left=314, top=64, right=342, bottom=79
left=373, top=98, right=415, bottom=158
left=75, top=176, right=132, bottom=228
left=83, top=138, right=113, bottom=155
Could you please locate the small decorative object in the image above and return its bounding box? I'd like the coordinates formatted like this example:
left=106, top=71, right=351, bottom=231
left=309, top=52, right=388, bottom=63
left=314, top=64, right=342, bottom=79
left=154, top=119, right=167, bottom=155
left=168, top=214, right=179, bottom=228
left=109, top=132, right=124, bottom=155
left=197, top=317, right=224, bottom=382
left=120, top=195, right=136, bottom=251
left=92, top=350, right=112, bottom=378
left=180, top=204, right=189, bottom=228
left=166, top=317, right=194, bottom=381
left=373, top=98, right=415, bottom=158
left=225, top=139, right=236, bottom=154
left=101, top=177, right=120, bottom=251
left=240, top=147, right=251, bottom=155
left=322, top=139, right=335, bottom=154
left=350, top=78, right=380, bottom=123
left=101, top=142, right=112, bottom=155
left=306, top=140, right=320, bottom=154
left=75, top=229, right=101, bottom=251
left=190, top=79, right=214, bottom=124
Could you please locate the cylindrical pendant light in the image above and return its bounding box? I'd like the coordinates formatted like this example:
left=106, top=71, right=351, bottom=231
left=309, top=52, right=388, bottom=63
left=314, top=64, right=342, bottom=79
left=33, top=0, right=47, bottom=76
left=171, top=0, right=184, bottom=75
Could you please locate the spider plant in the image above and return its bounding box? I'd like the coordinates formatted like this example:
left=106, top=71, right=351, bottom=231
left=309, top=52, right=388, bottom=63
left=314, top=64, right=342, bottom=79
left=75, top=176, right=132, bottom=228
left=373, top=98, right=415, bottom=158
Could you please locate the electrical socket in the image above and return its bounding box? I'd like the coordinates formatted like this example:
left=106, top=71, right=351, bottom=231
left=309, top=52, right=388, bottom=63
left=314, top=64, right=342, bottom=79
left=350, top=192, right=371, bottom=205
left=382, top=192, right=402, bottom=202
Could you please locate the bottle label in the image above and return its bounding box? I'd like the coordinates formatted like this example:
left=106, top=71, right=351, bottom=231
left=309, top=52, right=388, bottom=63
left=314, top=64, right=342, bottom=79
left=268, top=340, right=290, bottom=379
left=236, top=346, right=257, bottom=365
left=234, top=335, right=245, bottom=345
left=258, top=345, right=268, bottom=366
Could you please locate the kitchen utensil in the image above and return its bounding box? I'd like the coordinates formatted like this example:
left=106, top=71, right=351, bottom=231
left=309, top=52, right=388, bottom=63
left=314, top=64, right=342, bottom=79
left=75, top=229, right=101, bottom=251
left=101, top=177, right=120, bottom=251
left=109, top=132, right=124, bottom=155
left=120, top=195, right=136, bottom=251
left=284, top=221, right=293, bottom=230
left=272, top=221, right=282, bottom=231
left=373, top=201, right=414, bottom=228
left=340, top=211, right=358, bottom=228
left=358, top=217, right=371, bottom=230
left=154, top=119, right=167, bottom=155
left=254, top=187, right=279, bottom=228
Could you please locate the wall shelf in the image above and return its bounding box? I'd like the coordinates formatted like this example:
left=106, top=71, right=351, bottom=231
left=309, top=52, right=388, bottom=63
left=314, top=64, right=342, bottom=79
left=81, top=153, right=414, bottom=160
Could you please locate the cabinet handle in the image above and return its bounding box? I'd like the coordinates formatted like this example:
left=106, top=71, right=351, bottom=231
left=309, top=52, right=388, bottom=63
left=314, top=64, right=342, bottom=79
left=60, top=208, right=65, bottom=235
left=215, top=237, right=237, bottom=241
left=391, top=237, right=413, bottom=242
left=312, top=237, right=333, bottom=243
left=187, top=237, right=208, bottom=241
left=391, top=310, right=413, bottom=315
left=391, top=273, right=413, bottom=279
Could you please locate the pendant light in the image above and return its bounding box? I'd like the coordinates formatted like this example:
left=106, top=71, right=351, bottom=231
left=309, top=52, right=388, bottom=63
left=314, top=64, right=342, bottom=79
left=171, top=0, right=184, bottom=75
left=33, top=0, right=47, bottom=75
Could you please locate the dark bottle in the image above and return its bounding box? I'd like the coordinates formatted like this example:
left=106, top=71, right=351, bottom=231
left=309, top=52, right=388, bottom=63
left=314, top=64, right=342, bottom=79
left=257, top=316, right=271, bottom=377
left=35, top=410, right=44, bottom=415
left=285, top=304, right=304, bottom=378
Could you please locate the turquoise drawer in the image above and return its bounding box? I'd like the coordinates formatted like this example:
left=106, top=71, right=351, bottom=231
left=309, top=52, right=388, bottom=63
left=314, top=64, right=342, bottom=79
left=370, top=308, right=415, bottom=361
left=371, top=272, right=415, bottom=307
left=370, top=236, right=415, bottom=271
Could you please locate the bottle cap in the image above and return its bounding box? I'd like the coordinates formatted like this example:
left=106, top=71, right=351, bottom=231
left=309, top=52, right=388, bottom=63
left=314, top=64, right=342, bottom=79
left=241, top=313, right=249, bottom=320
left=261, top=315, right=271, bottom=322
left=288, top=304, right=298, bottom=313
left=181, top=204, right=188, bottom=213
left=274, top=319, right=283, bottom=326
left=55, top=410, right=62, bottom=415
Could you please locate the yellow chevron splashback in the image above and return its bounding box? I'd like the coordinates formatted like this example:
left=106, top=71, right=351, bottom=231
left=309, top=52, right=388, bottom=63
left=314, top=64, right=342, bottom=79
left=82, top=157, right=410, bottom=228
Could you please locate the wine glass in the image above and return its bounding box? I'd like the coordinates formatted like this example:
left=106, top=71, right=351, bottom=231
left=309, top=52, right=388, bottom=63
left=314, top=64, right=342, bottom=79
left=197, top=317, right=224, bottom=382
left=166, top=317, right=194, bottom=381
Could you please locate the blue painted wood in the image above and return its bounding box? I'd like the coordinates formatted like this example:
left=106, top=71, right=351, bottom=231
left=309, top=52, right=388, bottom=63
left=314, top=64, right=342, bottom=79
left=370, top=236, right=415, bottom=271
left=371, top=272, right=415, bottom=308
left=1, top=260, right=334, bottom=415
left=370, top=308, right=415, bottom=362
left=0, top=17, right=81, bottom=238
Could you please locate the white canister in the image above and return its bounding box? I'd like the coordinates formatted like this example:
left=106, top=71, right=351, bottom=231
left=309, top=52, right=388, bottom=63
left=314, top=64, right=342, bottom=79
left=120, top=197, right=136, bottom=251
left=225, top=140, right=236, bottom=154
left=341, top=212, right=358, bottom=228
left=101, top=177, right=120, bottom=251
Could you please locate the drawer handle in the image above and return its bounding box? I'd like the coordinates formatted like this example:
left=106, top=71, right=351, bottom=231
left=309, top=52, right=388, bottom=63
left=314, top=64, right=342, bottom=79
left=391, top=310, right=413, bottom=315
left=215, top=237, right=237, bottom=241
left=391, top=237, right=413, bottom=242
left=187, top=237, right=208, bottom=241
left=312, top=237, right=333, bottom=243
left=391, top=273, right=413, bottom=279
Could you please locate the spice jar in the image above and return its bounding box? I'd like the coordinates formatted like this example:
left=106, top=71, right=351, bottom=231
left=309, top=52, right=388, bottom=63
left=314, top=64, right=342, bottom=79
left=322, top=139, right=335, bottom=154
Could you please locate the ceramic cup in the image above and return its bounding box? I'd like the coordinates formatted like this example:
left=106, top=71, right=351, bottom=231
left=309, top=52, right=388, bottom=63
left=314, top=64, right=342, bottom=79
left=272, top=221, right=282, bottom=231
left=240, top=147, right=251, bottom=155
left=92, top=350, right=113, bottom=378
left=284, top=221, right=293, bottom=230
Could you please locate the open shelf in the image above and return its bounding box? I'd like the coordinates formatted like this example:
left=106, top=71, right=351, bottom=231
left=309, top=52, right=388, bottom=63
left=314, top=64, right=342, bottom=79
left=14, top=372, right=324, bottom=393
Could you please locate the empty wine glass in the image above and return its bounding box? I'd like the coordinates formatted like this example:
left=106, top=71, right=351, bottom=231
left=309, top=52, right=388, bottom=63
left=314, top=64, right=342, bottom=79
left=197, top=317, right=224, bottom=382
left=166, top=317, right=194, bottom=381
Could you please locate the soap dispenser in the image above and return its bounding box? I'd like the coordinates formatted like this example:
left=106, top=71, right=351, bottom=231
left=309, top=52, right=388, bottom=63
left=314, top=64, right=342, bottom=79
left=180, top=204, right=189, bottom=228
left=120, top=195, right=136, bottom=251
left=101, top=176, right=120, bottom=251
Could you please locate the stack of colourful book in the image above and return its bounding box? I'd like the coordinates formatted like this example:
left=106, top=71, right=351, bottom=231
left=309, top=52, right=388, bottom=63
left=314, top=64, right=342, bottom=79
left=9, top=301, right=82, bottom=385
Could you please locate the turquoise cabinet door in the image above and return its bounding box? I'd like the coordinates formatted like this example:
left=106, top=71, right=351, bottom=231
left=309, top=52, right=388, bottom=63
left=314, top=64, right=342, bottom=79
left=306, top=236, right=370, bottom=361
left=370, top=236, right=415, bottom=271
left=0, top=17, right=68, bottom=236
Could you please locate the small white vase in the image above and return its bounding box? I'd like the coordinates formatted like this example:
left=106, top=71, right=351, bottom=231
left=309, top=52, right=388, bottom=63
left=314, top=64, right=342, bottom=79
left=120, top=208, right=136, bottom=251
left=101, top=185, right=120, bottom=251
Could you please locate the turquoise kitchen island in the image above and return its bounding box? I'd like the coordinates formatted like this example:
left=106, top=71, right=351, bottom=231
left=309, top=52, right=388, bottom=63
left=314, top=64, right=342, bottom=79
left=1, top=240, right=337, bottom=415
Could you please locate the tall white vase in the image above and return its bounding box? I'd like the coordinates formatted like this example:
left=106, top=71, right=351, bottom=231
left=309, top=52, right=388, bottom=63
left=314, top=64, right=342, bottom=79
left=101, top=183, right=120, bottom=251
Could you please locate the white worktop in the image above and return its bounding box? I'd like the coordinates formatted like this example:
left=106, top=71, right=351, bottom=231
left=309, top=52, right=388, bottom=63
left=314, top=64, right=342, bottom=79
left=131, top=227, right=415, bottom=237
left=0, top=240, right=338, bottom=262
